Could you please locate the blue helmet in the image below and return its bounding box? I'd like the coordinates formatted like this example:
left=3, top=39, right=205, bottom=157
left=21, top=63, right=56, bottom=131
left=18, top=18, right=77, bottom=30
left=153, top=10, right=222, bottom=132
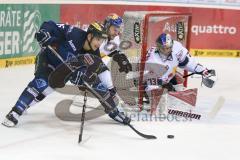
left=156, top=33, right=173, bottom=49
left=104, top=13, right=123, bottom=29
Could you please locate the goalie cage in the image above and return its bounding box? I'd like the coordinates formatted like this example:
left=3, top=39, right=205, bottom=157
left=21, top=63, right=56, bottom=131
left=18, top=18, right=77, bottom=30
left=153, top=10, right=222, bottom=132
left=111, top=11, right=192, bottom=113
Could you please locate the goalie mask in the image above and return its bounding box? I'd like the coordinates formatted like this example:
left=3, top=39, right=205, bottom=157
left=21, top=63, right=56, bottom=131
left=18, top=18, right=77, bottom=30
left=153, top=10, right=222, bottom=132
left=156, top=33, right=173, bottom=56
left=104, top=13, right=123, bottom=39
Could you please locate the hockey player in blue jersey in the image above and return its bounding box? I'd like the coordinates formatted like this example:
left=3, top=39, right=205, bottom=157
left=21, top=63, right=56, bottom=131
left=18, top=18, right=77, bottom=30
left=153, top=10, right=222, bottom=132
left=2, top=20, right=131, bottom=127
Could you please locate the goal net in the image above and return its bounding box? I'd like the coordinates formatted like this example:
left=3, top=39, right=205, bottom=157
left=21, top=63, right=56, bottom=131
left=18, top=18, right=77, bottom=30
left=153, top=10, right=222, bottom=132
left=111, top=11, right=192, bottom=112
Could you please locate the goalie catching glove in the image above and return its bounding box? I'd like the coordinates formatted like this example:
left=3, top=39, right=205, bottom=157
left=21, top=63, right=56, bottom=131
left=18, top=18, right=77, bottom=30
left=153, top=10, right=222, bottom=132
left=112, top=53, right=132, bottom=73
left=200, top=69, right=216, bottom=88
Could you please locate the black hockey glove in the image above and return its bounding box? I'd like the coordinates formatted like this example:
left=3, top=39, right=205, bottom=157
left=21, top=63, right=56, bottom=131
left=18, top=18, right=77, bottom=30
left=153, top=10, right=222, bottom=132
left=69, top=67, right=85, bottom=86
left=70, top=54, right=107, bottom=86
left=70, top=66, right=98, bottom=86
left=35, top=29, right=58, bottom=48
left=157, top=79, right=176, bottom=91
left=162, top=83, right=176, bottom=91
left=113, top=53, right=132, bottom=73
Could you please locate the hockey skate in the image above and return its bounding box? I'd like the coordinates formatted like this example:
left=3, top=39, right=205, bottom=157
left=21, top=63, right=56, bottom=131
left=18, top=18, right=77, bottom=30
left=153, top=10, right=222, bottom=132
left=2, top=110, right=20, bottom=127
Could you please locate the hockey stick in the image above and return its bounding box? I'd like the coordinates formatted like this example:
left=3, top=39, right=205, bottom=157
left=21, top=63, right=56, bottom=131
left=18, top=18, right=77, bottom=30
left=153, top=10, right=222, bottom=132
left=48, top=45, right=88, bottom=143
left=48, top=45, right=156, bottom=140
left=78, top=88, right=87, bottom=143
left=183, top=72, right=195, bottom=78
left=47, top=45, right=74, bottom=72
left=128, top=124, right=156, bottom=139
left=83, top=81, right=157, bottom=140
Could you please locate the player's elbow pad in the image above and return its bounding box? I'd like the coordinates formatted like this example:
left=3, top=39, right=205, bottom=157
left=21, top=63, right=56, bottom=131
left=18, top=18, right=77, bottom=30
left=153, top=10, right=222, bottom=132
left=40, top=21, right=64, bottom=42
left=178, top=56, right=189, bottom=68
left=184, top=57, right=206, bottom=73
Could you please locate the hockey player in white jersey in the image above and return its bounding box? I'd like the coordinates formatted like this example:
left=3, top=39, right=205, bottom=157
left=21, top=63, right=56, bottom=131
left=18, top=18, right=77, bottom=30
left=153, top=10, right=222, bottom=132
left=144, top=33, right=215, bottom=114
left=100, top=13, right=122, bottom=65
left=98, top=13, right=132, bottom=91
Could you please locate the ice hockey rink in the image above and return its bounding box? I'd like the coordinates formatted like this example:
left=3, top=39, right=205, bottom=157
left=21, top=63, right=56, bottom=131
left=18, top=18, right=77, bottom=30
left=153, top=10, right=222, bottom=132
left=0, top=57, right=240, bottom=160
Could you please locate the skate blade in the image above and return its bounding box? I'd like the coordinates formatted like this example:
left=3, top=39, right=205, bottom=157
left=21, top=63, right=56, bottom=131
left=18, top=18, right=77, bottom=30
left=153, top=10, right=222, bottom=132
left=1, top=119, right=16, bottom=128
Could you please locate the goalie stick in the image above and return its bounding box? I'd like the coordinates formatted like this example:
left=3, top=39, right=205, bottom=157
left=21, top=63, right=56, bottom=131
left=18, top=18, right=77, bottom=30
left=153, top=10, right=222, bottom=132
left=47, top=45, right=157, bottom=140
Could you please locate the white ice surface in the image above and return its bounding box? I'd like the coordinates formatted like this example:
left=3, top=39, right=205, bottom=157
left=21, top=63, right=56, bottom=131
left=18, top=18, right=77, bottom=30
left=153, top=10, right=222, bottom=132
left=0, top=57, right=240, bottom=160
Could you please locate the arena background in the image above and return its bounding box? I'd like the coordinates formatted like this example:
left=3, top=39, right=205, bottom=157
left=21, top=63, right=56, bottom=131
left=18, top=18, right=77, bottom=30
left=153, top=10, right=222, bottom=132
left=0, top=0, right=239, bottom=68
left=0, top=1, right=240, bottom=160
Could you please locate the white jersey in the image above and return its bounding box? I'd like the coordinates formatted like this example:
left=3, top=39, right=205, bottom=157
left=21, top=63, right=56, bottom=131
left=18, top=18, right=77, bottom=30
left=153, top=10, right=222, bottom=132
left=145, top=40, right=206, bottom=85
left=98, top=36, right=121, bottom=90
left=85, top=25, right=120, bottom=90
left=100, top=36, right=120, bottom=65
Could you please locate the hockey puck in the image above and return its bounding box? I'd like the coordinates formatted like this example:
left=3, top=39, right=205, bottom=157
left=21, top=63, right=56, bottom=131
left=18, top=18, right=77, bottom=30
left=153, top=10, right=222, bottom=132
left=167, top=135, right=174, bottom=139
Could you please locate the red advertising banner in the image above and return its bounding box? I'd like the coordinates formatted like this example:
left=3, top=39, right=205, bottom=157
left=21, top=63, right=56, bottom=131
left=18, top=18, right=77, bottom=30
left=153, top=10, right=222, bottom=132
left=60, top=4, right=240, bottom=56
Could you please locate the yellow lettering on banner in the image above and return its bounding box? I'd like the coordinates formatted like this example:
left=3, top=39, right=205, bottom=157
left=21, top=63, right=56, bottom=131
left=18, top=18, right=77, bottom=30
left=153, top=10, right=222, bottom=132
left=0, top=56, right=36, bottom=68
left=190, top=49, right=240, bottom=57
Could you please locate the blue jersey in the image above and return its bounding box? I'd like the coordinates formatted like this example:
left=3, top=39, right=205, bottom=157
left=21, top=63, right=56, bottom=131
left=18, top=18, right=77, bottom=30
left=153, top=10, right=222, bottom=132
left=39, top=20, right=100, bottom=67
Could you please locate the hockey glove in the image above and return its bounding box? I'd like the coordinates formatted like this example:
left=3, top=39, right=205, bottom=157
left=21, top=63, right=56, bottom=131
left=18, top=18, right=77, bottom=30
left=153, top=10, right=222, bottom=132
left=113, top=53, right=132, bottom=73
left=70, top=54, right=107, bottom=86
left=35, top=29, right=58, bottom=48
left=162, top=83, right=176, bottom=91
left=201, top=69, right=215, bottom=77
left=70, top=66, right=98, bottom=86
left=109, top=108, right=131, bottom=125
left=201, top=69, right=216, bottom=88
left=157, top=79, right=176, bottom=91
